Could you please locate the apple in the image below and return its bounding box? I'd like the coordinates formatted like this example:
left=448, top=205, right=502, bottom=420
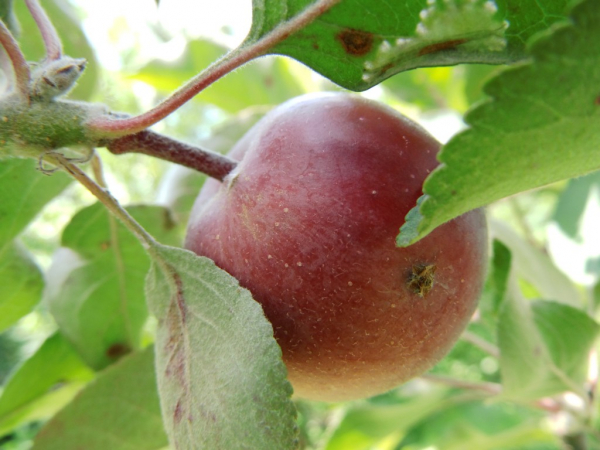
left=185, top=93, right=487, bottom=402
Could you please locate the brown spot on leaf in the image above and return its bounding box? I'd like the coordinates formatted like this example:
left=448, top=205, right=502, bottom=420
left=337, top=28, right=373, bottom=56
left=407, top=264, right=436, bottom=297
left=162, top=209, right=176, bottom=230
left=595, top=95, right=600, bottom=105
left=418, top=39, right=468, bottom=56
left=100, top=240, right=110, bottom=250
left=106, top=343, right=131, bottom=360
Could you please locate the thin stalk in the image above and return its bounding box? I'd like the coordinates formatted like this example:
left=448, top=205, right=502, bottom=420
left=87, top=0, right=342, bottom=137
left=50, top=153, right=157, bottom=251
left=461, top=330, right=500, bottom=358
left=25, top=0, right=62, bottom=60
left=106, top=130, right=237, bottom=181
left=421, top=373, right=501, bottom=395
left=0, top=20, right=29, bottom=99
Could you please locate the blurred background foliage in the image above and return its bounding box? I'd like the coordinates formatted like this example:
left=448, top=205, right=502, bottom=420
left=1, top=0, right=599, bottom=449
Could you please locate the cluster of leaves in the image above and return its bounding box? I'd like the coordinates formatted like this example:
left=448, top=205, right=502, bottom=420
left=1, top=0, right=600, bottom=449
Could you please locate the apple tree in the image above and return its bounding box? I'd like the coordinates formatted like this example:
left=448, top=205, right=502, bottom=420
left=0, top=0, right=599, bottom=449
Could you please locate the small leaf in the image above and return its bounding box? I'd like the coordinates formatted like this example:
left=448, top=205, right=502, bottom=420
left=398, top=0, right=600, bottom=246
left=0, top=332, right=94, bottom=436
left=47, top=203, right=179, bottom=369
left=32, top=347, right=168, bottom=450
left=479, top=239, right=512, bottom=321
left=145, top=244, right=298, bottom=450
left=0, top=241, right=43, bottom=332
left=250, top=0, right=569, bottom=91
left=14, top=0, right=99, bottom=100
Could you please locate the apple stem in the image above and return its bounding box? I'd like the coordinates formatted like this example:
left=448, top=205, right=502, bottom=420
left=0, top=21, right=30, bottom=101
left=25, top=0, right=63, bottom=60
left=106, top=130, right=237, bottom=181
left=86, top=0, right=343, bottom=138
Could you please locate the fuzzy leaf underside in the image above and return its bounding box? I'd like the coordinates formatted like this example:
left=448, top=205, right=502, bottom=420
left=398, top=0, right=600, bottom=246
left=146, top=245, right=297, bottom=450
left=248, top=0, right=569, bottom=91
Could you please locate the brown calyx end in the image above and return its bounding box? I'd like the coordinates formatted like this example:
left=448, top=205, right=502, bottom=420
left=407, top=264, right=436, bottom=297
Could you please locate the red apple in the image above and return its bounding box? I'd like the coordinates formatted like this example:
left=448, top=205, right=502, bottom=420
left=185, top=93, right=487, bottom=402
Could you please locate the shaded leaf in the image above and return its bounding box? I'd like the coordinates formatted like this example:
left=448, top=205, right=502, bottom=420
left=398, top=0, right=600, bottom=246
left=146, top=244, right=297, bottom=449
left=0, top=159, right=70, bottom=244
left=0, top=241, right=43, bottom=332
left=252, top=0, right=569, bottom=91
left=32, top=346, right=168, bottom=450
left=0, top=333, right=94, bottom=436
left=47, top=203, right=179, bottom=369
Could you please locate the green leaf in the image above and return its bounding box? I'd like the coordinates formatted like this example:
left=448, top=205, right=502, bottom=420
left=324, top=388, right=448, bottom=450
left=0, top=159, right=70, bottom=329
left=552, top=170, right=600, bottom=239
left=145, top=244, right=297, bottom=450
left=479, top=239, right=512, bottom=321
left=0, top=332, right=94, bottom=436
left=0, top=159, right=70, bottom=244
left=47, top=203, right=179, bottom=370
left=14, top=0, right=98, bottom=100
left=32, top=347, right=168, bottom=450
left=135, top=39, right=305, bottom=112
left=399, top=399, right=557, bottom=450
left=0, top=241, right=43, bottom=332
left=397, top=0, right=600, bottom=246
left=251, top=0, right=569, bottom=91
left=490, top=219, right=582, bottom=308
left=497, top=274, right=600, bottom=400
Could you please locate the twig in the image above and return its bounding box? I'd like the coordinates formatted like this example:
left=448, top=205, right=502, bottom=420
left=49, top=153, right=157, bottom=251
left=87, top=0, right=342, bottom=137
left=461, top=330, right=500, bottom=358
left=421, top=373, right=501, bottom=395
left=106, top=130, right=237, bottom=181
left=0, top=20, right=30, bottom=99
left=25, top=0, right=62, bottom=60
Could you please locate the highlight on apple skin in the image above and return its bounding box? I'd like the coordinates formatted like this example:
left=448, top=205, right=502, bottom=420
left=185, top=93, right=488, bottom=402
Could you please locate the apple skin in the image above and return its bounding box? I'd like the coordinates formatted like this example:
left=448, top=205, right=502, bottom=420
left=185, top=93, right=488, bottom=402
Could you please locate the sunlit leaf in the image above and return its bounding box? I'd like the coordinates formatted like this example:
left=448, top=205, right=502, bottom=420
left=32, top=347, right=168, bottom=450
left=397, top=0, right=600, bottom=246
left=0, top=333, right=94, bottom=436
left=492, top=241, right=600, bottom=400
left=146, top=244, right=297, bottom=449
left=47, top=203, right=179, bottom=369
left=250, top=0, right=569, bottom=91
left=552, top=170, right=600, bottom=239
left=490, top=219, right=582, bottom=308
left=135, top=39, right=305, bottom=112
